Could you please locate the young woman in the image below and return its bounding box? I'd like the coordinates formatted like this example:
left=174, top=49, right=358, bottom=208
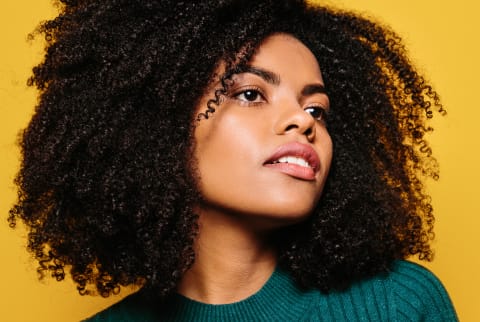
left=10, top=0, right=457, bottom=320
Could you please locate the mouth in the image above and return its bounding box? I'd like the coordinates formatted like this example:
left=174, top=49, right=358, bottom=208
left=263, top=142, right=320, bottom=180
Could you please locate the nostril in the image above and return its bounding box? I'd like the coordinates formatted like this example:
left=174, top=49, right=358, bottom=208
left=283, top=124, right=314, bottom=138
left=285, top=124, right=299, bottom=132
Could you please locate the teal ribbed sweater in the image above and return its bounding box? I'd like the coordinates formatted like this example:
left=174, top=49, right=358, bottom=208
left=85, top=261, right=457, bottom=321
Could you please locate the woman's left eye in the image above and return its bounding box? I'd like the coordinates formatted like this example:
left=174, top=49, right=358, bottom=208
left=234, top=89, right=265, bottom=103
left=304, top=106, right=328, bottom=122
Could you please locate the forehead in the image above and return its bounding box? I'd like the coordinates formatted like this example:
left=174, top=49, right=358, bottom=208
left=249, top=34, right=323, bottom=82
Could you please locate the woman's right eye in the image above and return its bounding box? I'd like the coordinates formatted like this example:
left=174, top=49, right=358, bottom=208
left=233, top=88, right=265, bottom=104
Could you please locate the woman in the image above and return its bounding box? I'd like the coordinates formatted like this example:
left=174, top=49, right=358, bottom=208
left=9, top=0, right=457, bottom=320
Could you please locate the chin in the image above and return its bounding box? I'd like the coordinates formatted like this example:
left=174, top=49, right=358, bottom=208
left=238, top=203, right=317, bottom=230
left=273, top=207, right=314, bottom=223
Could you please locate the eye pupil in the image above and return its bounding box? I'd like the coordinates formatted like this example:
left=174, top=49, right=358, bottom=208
left=244, top=90, right=258, bottom=101
left=305, top=107, right=326, bottom=121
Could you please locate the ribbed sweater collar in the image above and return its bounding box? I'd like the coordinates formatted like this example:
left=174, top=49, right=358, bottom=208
left=161, top=268, right=315, bottom=321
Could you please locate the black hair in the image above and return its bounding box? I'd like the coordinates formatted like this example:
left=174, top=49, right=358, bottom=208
left=9, top=0, right=443, bottom=297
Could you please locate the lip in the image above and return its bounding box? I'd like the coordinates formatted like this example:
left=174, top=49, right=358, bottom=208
left=263, top=142, right=320, bottom=181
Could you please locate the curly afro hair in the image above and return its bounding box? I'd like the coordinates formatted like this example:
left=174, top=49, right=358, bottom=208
left=9, top=0, right=444, bottom=298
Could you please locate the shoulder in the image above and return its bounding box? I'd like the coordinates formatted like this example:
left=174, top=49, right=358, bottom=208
left=299, top=260, right=457, bottom=321
left=386, top=261, right=453, bottom=306
left=382, top=260, right=458, bottom=321
left=304, top=261, right=457, bottom=321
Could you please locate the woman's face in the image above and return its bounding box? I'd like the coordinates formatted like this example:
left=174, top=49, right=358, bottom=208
left=193, top=34, right=333, bottom=227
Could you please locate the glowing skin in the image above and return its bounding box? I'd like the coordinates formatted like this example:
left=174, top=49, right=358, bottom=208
left=194, top=34, right=333, bottom=226
left=177, top=34, right=333, bottom=304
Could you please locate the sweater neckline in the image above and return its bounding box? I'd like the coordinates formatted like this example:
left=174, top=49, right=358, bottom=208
left=162, top=268, right=315, bottom=321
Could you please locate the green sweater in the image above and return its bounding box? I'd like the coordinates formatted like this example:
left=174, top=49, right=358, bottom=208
left=85, top=261, right=457, bottom=321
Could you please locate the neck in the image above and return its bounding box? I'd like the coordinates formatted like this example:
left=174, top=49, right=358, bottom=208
left=176, top=207, right=277, bottom=304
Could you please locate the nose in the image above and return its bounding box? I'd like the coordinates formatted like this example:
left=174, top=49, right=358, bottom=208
left=273, top=101, right=316, bottom=142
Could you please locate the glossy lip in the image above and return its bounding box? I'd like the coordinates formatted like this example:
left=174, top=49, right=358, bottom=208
left=263, top=142, right=320, bottom=181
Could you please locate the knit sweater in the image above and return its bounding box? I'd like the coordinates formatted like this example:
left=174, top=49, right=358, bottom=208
left=84, top=261, right=457, bottom=321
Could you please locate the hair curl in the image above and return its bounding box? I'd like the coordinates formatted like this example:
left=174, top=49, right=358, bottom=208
left=9, top=0, right=443, bottom=297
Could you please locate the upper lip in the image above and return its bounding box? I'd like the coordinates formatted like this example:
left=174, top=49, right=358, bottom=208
left=263, top=142, right=320, bottom=172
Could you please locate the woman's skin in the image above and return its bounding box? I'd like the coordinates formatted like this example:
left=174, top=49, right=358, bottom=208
left=177, top=34, right=333, bottom=304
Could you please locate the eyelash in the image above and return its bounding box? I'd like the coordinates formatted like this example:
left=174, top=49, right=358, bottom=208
left=231, top=87, right=328, bottom=122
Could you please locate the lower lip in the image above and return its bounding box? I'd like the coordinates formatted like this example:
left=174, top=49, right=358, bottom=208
left=264, top=163, right=316, bottom=180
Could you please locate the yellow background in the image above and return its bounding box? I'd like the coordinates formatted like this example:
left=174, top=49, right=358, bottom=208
left=1, top=1, right=478, bottom=321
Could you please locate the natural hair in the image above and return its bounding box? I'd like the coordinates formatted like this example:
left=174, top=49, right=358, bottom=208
left=9, top=0, right=443, bottom=297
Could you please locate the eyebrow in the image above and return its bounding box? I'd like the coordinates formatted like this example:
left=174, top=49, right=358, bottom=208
left=239, top=66, right=327, bottom=98
left=240, top=66, right=281, bottom=85
left=301, top=84, right=327, bottom=96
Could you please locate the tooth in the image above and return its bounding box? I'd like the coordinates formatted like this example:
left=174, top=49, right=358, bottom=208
left=272, top=156, right=311, bottom=168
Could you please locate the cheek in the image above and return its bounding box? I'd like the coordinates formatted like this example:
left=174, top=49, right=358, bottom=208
left=323, top=134, right=333, bottom=169
left=315, top=127, right=333, bottom=172
left=193, top=112, right=264, bottom=189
